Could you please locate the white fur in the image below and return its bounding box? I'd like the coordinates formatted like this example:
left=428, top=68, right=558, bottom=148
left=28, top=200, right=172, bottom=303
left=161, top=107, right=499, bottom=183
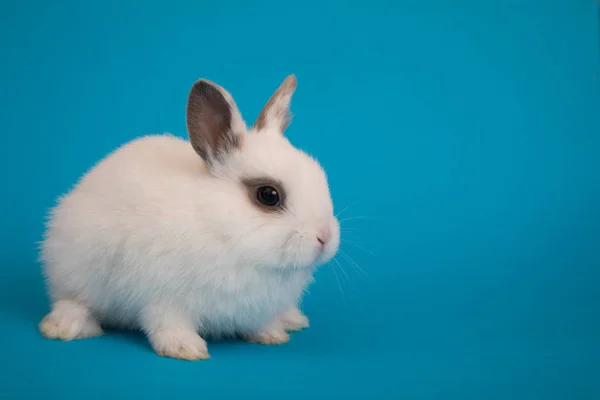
left=39, top=77, right=339, bottom=359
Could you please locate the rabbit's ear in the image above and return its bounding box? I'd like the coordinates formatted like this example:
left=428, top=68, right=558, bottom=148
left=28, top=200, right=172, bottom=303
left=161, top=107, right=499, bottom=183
left=253, top=75, right=297, bottom=134
left=186, top=79, right=246, bottom=168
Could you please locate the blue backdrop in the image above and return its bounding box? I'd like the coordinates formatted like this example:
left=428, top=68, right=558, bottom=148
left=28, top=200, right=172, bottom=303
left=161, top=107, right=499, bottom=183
left=1, top=0, right=598, bottom=398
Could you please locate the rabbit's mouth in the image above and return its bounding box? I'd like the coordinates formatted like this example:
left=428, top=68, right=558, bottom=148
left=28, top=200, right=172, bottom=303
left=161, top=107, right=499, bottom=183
left=315, top=238, right=339, bottom=266
left=280, top=230, right=339, bottom=270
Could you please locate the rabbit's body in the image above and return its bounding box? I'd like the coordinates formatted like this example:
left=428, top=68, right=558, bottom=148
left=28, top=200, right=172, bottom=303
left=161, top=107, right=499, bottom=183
left=42, top=135, right=313, bottom=337
left=39, top=75, right=339, bottom=360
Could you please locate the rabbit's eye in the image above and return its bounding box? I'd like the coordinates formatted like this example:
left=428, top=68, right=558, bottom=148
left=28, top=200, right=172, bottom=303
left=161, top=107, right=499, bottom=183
left=242, top=177, right=285, bottom=212
left=257, top=186, right=280, bottom=207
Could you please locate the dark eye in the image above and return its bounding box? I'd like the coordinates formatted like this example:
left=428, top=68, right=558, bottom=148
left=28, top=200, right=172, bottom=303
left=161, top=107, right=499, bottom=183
left=257, top=186, right=280, bottom=207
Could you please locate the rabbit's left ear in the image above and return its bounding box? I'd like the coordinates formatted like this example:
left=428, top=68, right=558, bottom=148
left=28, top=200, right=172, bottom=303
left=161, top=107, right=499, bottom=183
left=186, top=79, right=247, bottom=169
left=253, top=75, right=297, bottom=135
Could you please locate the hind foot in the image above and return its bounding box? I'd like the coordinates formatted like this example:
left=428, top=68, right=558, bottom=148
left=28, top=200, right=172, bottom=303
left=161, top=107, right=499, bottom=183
left=39, top=299, right=103, bottom=341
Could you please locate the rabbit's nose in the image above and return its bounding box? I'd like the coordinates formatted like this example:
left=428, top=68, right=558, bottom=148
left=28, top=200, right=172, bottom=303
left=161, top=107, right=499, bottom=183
left=317, top=226, right=331, bottom=247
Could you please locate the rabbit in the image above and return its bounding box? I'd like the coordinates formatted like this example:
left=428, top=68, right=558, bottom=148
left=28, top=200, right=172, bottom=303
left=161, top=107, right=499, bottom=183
left=38, top=75, right=340, bottom=360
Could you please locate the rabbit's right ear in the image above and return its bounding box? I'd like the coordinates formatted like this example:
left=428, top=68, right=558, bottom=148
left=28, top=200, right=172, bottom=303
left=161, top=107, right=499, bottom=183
left=186, top=79, right=246, bottom=169
left=253, top=75, right=297, bottom=135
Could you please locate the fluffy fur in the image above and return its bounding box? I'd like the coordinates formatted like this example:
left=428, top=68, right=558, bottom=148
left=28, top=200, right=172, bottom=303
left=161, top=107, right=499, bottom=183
left=38, top=75, right=340, bottom=360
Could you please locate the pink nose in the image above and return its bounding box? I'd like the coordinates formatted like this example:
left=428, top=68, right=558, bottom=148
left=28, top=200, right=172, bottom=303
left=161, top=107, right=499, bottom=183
left=317, top=226, right=331, bottom=246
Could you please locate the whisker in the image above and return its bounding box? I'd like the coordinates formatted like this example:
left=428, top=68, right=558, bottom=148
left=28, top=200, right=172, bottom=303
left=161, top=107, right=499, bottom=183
left=332, top=257, right=349, bottom=281
left=335, top=200, right=358, bottom=218
left=339, top=216, right=376, bottom=223
left=339, top=249, right=368, bottom=277
left=330, top=261, right=348, bottom=307
left=341, top=239, right=375, bottom=257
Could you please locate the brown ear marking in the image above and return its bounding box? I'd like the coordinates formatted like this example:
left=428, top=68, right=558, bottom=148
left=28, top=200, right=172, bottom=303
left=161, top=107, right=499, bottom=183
left=254, top=74, right=297, bottom=133
left=186, top=79, right=242, bottom=167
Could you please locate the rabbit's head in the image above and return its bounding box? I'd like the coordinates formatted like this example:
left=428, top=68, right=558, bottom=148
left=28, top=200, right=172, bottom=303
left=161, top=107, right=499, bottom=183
left=186, top=75, right=339, bottom=270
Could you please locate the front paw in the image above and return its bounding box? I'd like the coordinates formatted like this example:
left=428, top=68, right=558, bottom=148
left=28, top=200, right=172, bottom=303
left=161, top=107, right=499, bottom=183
left=279, top=307, right=310, bottom=332
left=150, top=328, right=210, bottom=361
left=246, top=328, right=290, bottom=345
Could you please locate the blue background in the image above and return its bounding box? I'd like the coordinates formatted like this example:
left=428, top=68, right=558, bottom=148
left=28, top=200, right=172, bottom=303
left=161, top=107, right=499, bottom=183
left=1, top=0, right=598, bottom=398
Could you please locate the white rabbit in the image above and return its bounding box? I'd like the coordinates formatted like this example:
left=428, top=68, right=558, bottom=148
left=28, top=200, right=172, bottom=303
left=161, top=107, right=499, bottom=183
left=38, top=75, right=340, bottom=360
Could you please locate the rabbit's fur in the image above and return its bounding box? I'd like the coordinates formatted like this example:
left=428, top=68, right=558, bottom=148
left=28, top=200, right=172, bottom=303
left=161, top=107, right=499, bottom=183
left=39, top=75, right=339, bottom=360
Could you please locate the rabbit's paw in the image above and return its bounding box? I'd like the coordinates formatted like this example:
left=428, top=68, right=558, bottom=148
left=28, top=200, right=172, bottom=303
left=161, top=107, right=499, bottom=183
left=150, top=328, right=210, bottom=361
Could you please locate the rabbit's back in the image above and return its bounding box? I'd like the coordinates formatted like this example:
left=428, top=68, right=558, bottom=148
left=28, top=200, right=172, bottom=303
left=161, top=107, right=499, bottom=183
left=41, top=135, right=207, bottom=325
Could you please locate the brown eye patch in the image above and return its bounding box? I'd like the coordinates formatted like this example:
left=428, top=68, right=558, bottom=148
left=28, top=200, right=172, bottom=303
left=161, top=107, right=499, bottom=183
left=242, top=177, right=287, bottom=213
